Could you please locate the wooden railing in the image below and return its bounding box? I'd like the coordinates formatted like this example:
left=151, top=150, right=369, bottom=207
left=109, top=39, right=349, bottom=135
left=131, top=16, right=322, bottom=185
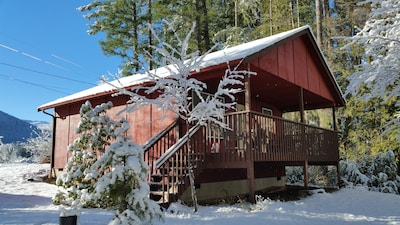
left=143, top=119, right=207, bottom=204
left=155, top=125, right=206, bottom=203
left=143, top=119, right=179, bottom=183
left=204, top=111, right=339, bottom=165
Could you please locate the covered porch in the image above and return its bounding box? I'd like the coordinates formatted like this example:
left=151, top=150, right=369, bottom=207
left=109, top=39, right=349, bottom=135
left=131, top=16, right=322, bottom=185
left=204, top=110, right=339, bottom=167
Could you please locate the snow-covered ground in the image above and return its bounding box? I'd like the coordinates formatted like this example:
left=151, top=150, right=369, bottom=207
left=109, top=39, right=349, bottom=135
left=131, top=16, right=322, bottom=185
left=1, top=163, right=400, bottom=225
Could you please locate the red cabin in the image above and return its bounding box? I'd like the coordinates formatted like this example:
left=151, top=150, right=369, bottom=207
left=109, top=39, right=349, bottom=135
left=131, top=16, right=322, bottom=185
left=38, top=26, right=345, bottom=204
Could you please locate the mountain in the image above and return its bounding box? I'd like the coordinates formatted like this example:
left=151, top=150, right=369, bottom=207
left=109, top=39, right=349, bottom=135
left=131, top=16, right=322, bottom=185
left=0, top=111, right=41, bottom=144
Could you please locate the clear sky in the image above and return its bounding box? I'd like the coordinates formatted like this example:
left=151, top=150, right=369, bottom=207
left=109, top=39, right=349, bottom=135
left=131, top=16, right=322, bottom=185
left=0, top=1, right=121, bottom=122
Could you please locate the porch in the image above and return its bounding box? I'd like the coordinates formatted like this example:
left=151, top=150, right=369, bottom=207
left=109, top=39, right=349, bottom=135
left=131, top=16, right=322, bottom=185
left=144, top=110, right=340, bottom=204
left=204, top=110, right=339, bottom=167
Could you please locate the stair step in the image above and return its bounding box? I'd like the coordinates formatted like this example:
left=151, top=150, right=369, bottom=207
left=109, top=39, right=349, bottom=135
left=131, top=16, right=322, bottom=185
left=149, top=192, right=164, bottom=202
left=151, top=174, right=163, bottom=182
left=150, top=182, right=172, bottom=192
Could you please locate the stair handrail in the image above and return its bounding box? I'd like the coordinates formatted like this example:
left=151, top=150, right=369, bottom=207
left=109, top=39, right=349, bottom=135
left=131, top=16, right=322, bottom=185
left=155, top=123, right=201, bottom=169
left=142, top=118, right=179, bottom=152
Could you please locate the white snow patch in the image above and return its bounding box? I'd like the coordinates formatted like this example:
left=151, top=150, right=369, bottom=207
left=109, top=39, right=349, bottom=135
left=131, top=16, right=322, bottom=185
left=1, top=163, right=400, bottom=224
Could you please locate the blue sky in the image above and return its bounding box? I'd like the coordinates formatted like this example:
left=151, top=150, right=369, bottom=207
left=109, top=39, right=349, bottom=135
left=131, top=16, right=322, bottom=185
left=0, top=1, right=121, bottom=122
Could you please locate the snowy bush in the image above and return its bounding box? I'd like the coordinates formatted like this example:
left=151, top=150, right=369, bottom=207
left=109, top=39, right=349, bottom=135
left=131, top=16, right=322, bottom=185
left=286, top=167, right=304, bottom=185
left=340, top=150, right=400, bottom=194
left=286, top=166, right=338, bottom=187
left=0, top=143, right=18, bottom=162
left=0, top=125, right=52, bottom=163
left=0, top=142, right=38, bottom=163
left=24, top=126, right=52, bottom=163
left=340, top=160, right=369, bottom=187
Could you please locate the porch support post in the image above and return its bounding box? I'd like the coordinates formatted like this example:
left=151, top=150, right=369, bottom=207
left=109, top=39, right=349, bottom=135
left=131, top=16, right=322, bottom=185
left=245, top=64, right=251, bottom=111
left=299, top=87, right=305, bottom=123
left=332, top=107, right=340, bottom=188
left=245, top=63, right=255, bottom=203
left=303, top=161, right=309, bottom=189
left=337, top=161, right=341, bottom=188
left=332, top=107, right=337, bottom=131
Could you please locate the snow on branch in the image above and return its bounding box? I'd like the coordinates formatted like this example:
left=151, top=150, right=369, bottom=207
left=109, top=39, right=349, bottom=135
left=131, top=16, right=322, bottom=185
left=339, top=0, right=400, bottom=101
left=111, top=20, right=256, bottom=130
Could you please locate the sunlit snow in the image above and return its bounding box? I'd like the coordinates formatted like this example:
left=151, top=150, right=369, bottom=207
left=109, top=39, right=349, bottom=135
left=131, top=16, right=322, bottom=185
left=1, top=163, right=400, bottom=224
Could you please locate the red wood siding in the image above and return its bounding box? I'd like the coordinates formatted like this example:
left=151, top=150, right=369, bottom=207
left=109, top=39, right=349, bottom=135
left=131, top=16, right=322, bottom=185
left=293, top=38, right=309, bottom=88
left=54, top=106, right=70, bottom=169
left=252, top=38, right=336, bottom=103
left=278, top=41, right=294, bottom=83
left=53, top=95, right=177, bottom=170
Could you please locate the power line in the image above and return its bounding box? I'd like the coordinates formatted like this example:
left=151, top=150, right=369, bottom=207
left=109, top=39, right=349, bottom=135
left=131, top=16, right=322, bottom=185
left=0, top=31, right=83, bottom=68
left=0, top=62, right=96, bottom=86
left=0, top=73, right=70, bottom=94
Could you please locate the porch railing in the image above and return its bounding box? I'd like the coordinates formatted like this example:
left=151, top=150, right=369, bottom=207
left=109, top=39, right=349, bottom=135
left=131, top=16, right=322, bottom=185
left=205, top=111, right=339, bottom=165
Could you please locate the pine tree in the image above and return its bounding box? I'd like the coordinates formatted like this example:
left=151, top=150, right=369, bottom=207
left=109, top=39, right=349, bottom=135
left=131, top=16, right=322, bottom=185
left=82, top=119, right=163, bottom=225
left=55, top=101, right=119, bottom=207
left=337, top=0, right=400, bottom=162
left=78, top=0, right=151, bottom=75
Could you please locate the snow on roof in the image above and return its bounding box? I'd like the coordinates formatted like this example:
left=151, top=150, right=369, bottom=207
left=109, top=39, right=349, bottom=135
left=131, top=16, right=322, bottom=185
left=38, top=26, right=310, bottom=111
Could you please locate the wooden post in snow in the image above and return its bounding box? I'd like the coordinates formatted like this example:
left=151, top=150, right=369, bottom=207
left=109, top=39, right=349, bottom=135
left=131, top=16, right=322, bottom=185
left=245, top=64, right=255, bottom=203
left=299, top=87, right=308, bottom=189
left=304, top=160, right=309, bottom=189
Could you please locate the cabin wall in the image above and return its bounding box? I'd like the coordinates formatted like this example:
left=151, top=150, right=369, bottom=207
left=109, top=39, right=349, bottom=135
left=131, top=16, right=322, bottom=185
left=251, top=38, right=335, bottom=102
left=52, top=94, right=176, bottom=173
left=251, top=98, right=282, bottom=117
left=180, top=177, right=286, bottom=204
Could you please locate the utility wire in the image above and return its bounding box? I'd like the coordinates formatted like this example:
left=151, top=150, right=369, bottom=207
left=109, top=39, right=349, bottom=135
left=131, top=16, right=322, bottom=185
left=0, top=73, right=70, bottom=95
left=0, top=62, right=95, bottom=86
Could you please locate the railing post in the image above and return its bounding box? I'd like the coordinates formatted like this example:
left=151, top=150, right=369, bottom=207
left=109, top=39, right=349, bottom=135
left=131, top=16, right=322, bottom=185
left=246, top=111, right=255, bottom=204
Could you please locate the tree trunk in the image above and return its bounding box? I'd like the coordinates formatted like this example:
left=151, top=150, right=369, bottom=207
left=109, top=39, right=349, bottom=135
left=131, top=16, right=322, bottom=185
left=200, top=0, right=210, bottom=52
left=315, top=0, right=322, bottom=46
left=148, top=0, right=154, bottom=69
left=269, top=0, right=273, bottom=35
left=296, top=0, right=300, bottom=27
left=132, top=1, right=139, bottom=72
left=195, top=0, right=203, bottom=53
left=186, top=121, right=198, bottom=212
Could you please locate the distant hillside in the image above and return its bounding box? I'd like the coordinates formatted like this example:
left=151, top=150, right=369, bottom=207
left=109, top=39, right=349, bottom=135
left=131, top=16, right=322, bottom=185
left=0, top=111, right=41, bottom=144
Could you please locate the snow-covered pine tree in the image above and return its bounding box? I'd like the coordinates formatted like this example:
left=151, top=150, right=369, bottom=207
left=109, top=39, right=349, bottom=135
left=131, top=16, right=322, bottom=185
left=82, top=118, right=163, bottom=225
left=24, top=125, right=52, bottom=163
left=55, top=101, right=119, bottom=207
left=340, top=150, right=400, bottom=194
left=344, top=0, right=400, bottom=138
left=113, top=21, right=255, bottom=211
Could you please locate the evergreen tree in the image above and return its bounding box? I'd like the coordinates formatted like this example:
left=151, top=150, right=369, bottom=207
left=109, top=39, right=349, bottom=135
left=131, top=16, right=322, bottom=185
left=82, top=119, right=163, bottom=225
left=78, top=0, right=151, bottom=75
left=55, top=101, right=119, bottom=207
left=337, top=0, right=400, bottom=163
left=340, top=95, right=400, bottom=160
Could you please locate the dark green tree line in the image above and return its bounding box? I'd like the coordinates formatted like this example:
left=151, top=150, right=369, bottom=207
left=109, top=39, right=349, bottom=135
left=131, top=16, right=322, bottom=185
left=78, top=0, right=400, bottom=166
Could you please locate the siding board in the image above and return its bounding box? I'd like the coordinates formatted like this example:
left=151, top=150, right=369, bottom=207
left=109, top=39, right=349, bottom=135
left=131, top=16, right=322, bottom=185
left=293, top=38, right=308, bottom=88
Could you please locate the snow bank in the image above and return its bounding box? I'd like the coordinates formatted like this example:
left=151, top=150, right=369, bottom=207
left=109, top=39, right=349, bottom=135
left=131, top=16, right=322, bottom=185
left=1, top=163, right=400, bottom=225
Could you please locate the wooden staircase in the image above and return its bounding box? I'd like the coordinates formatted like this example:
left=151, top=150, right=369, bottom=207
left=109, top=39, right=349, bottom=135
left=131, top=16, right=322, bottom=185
left=143, top=120, right=206, bottom=205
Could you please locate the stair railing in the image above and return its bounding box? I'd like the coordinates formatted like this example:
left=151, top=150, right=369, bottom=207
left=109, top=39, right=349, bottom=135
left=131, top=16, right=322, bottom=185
left=143, top=119, right=180, bottom=182
left=153, top=123, right=206, bottom=204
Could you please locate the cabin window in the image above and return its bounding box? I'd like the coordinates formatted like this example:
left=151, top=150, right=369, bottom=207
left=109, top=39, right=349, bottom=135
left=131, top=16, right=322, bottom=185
left=262, top=107, right=273, bottom=116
